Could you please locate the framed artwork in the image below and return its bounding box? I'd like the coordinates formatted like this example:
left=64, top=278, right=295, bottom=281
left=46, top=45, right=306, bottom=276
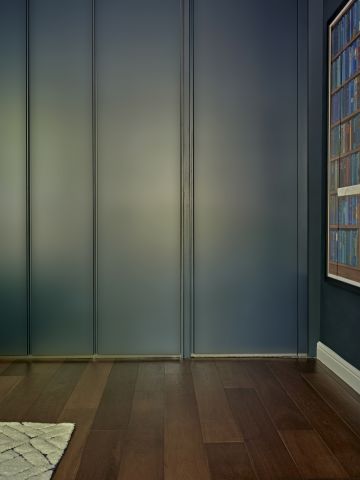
left=328, top=0, right=360, bottom=286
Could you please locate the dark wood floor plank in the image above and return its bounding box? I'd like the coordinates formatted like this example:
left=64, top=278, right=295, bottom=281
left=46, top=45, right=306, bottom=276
left=294, top=358, right=320, bottom=373
left=164, top=361, right=211, bottom=480
left=192, top=362, right=242, bottom=443
left=245, top=361, right=311, bottom=430
left=53, top=363, right=113, bottom=480
left=63, top=361, right=113, bottom=411
left=1, top=361, right=32, bottom=376
left=92, top=363, right=138, bottom=430
left=54, top=408, right=95, bottom=480
left=1, top=358, right=359, bottom=480
left=316, top=361, right=360, bottom=402
left=0, top=362, right=61, bottom=420
left=303, top=370, right=360, bottom=438
left=75, top=429, right=125, bottom=480
left=206, top=443, right=257, bottom=480
left=216, top=361, right=254, bottom=388
left=280, top=430, right=349, bottom=479
left=25, top=362, right=87, bottom=422
left=0, top=376, right=23, bottom=402
left=0, top=362, right=11, bottom=374
left=117, top=364, right=164, bottom=480
left=296, top=358, right=360, bottom=404
left=164, top=361, right=191, bottom=376
left=132, top=362, right=164, bottom=392
left=226, top=388, right=301, bottom=479
left=269, top=361, right=360, bottom=477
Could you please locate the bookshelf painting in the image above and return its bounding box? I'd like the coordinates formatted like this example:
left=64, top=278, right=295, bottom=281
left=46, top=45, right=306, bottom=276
left=328, top=0, right=360, bottom=286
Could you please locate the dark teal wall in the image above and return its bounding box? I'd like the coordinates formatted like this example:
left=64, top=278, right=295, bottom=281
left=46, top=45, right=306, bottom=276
left=308, top=0, right=323, bottom=357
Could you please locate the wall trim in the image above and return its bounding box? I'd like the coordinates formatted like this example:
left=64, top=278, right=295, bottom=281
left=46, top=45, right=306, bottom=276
left=191, top=353, right=306, bottom=359
left=0, top=353, right=310, bottom=361
left=317, top=341, right=360, bottom=395
left=0, top=355, right=181, bottom=362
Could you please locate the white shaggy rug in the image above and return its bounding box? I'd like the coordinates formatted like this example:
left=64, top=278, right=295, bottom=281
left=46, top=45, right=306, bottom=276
left=0, top=422, right=74, bottom=479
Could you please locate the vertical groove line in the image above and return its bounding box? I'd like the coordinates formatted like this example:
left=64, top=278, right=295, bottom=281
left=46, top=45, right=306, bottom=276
left=305, top=0, right=309, bottom=357
left=92, top=0, right=98, bottom=355
left=189, top=0, right=195, bottom=355
left=306, top=0, right=310, bottom=356
left=180, top=0, right=195, bottom=358
left=180, top=0, right=185, bottom=358
left=26, top=0, right=31, bottom=356
left=297, top=0, right=300, bottom=358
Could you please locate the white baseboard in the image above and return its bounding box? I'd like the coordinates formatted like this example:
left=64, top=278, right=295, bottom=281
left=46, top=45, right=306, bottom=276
left=317, top=342, right=360, bottom=395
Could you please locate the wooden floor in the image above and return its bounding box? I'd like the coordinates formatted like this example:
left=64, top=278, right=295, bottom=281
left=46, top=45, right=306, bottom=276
left=0, top=359, right=360, bottom=479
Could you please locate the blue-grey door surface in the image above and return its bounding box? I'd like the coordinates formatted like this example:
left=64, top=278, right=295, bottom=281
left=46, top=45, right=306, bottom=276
left=96, top=0, right=181, bottom=355
left=0, top=0, right=27, bottom=355
left=30, top=0, right=93, bottom=355
left=0, top=0, right=305, bottom=357
left=193, top=0, right=299, bottom=354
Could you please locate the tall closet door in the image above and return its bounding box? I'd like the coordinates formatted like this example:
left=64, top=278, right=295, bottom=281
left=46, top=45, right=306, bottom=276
left=30, top=0, right=93, bottom=354
left=193, top=0, right=299, bottom=354
left=0, top=1, right=27, bottom=354
left=97, top=0, right=181, bottom=355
